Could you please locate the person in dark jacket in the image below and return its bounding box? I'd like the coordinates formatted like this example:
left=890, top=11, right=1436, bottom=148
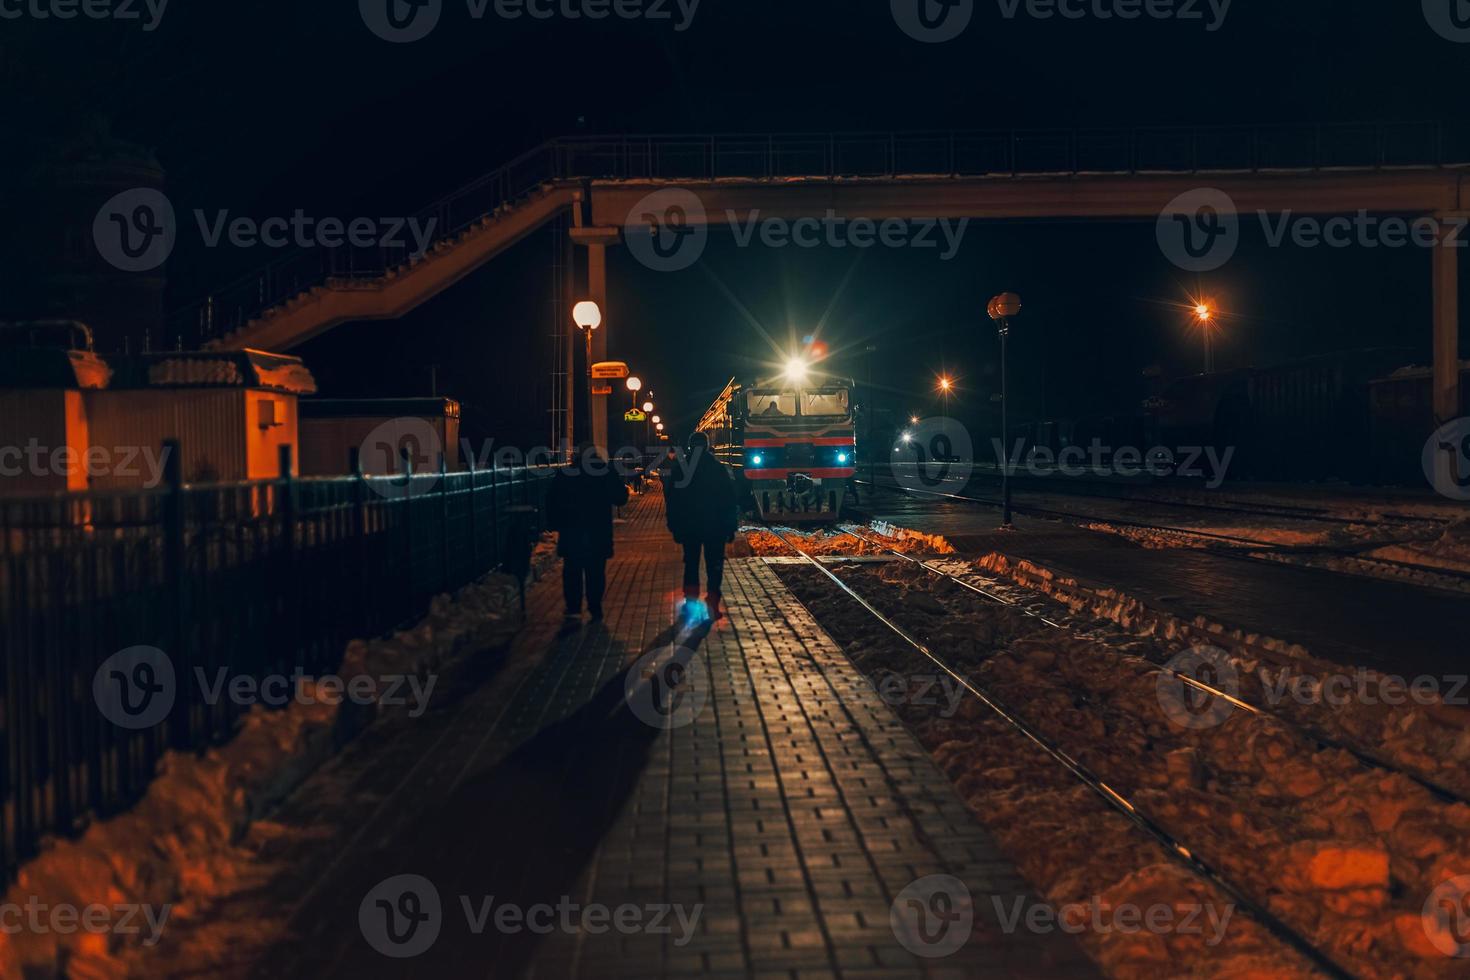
left=546, top=445, right=629, bottom=623
left=666, top=432, right=739, bottom=618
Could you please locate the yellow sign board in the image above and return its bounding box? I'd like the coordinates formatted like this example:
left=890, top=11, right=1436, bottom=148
left=591, top=361, right=629, bottom=380
left=624, top=410, right=647, bottom=422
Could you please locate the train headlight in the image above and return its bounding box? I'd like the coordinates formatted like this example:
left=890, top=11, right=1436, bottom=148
left=837, top=452, right=849, bottom=464
left=751, top=454, right=763, bottom=467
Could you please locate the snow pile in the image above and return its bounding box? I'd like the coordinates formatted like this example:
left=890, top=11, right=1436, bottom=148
left=743, top=525, right=955, bottom=557
left=778, top=558, right=1470, bottom=977
left=0, top=569, right=530, bottom=978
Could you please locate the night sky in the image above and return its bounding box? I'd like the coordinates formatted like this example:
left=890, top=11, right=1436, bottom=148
left=4, top=0, right=1468, bottom=447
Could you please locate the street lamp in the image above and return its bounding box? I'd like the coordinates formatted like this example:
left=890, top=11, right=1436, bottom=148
left=936, top=376, right=954, bottom=419
left=988, top=292, right=1022, bottom=529
left=1194, top=302, right=1216, bottom=373
left=572, top=301, right=602, bottom=447
left=642, top=400, right=654, bottom=413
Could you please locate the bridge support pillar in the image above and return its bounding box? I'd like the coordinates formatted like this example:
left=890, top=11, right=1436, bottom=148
left=572, top=226, right=622, bottom=454
left=1433, top=216, right=1462, bottom=429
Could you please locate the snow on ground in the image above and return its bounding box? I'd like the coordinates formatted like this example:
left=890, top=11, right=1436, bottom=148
left=765, top=534, right=1470, bottom=979
left=0, top=541, right=552, bottom=979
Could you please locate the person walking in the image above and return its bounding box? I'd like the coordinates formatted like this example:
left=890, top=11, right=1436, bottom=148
left=666, top=432, right=738, bottom=619
left=546, top=445, right=629, bottom=624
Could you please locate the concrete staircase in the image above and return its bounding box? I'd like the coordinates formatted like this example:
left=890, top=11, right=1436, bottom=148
left=206, top=182, right=579, bottom=352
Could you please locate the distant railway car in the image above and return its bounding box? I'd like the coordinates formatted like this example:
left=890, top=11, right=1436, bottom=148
left=697, top=376, right=857, bottom=521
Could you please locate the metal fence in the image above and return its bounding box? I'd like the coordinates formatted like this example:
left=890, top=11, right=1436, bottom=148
left=166, top=122, right=1453, bottom=348
left=0, top=448, right=550, bottom=881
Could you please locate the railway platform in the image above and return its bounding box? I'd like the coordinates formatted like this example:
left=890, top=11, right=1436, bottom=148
left=216, top=489, right=1094, bottom=978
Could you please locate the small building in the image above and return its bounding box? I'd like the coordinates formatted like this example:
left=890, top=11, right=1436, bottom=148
left=299, top=398, right=461, bottom=477
left=85, top=349, right=317, bottom=488
left=0, top=323, right=112, bottom=494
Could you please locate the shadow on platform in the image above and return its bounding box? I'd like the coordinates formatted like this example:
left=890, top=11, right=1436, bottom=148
left=260, top=619, right=712, bottom=980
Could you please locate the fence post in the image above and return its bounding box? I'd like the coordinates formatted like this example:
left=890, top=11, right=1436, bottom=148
left=351, top=448, right=368, bottom=631
left=439, top=453, right=450, bottom=593
left=162, top=439, right=189, bottom=748
left=401, top=448, right=415, bottom=604
left=489, top=458, right=500, bottom=566
left=467, top=455, right=479, bottom=573
left=279, top=445, right=299, bottom=677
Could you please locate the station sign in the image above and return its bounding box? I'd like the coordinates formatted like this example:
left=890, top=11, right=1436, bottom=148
left=591, top=361, right=629, bottom=380
left=591, top=383, right=614, bottom=396
left=624, top=410, right=647, bottom=422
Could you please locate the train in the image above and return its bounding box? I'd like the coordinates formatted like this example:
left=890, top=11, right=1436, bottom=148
left=696, top=376, right=858, bottom=521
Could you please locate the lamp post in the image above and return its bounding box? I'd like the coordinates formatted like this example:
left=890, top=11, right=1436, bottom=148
left=572, top=300, right=602, bottom=450
left=864, top=343, right=878, bottom=492
left=642, top=398, right=654, bottom=446
left=937, top=376, right=953, bottom=419
left=1195, top=303, right=1215, bottom=374
left=988, top=292, right=1022, bottom=529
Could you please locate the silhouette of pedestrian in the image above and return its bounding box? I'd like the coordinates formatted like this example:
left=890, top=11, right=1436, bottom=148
left=546, top=445, right=629, bottom=624
left=666, top=432, right=738, bottom=619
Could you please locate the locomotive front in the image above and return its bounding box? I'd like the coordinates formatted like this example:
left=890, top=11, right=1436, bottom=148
left=737, top=382, right=857, bottom=520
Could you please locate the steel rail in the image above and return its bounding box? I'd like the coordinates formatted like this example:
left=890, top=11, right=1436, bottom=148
left=765, top=527, right=1355, bottom=980
left=837, top=523, right=1470, bottom=809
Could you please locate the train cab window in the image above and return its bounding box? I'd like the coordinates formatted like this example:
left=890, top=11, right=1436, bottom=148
left=747, top=391, right=796, bottom=417
left=800, top=390, right=849, bottom=417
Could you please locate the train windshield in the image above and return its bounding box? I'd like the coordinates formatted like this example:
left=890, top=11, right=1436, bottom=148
left=800, top=389, right=850, bottom=417
left=746, top=391, right=797, bottom=417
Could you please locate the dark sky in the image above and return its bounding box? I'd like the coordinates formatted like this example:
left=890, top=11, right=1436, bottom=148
left=4, top=0, right=1469, bottom=446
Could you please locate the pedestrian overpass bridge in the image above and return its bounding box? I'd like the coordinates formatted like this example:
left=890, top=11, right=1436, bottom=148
left=179, top=124, right=1467, bottom=426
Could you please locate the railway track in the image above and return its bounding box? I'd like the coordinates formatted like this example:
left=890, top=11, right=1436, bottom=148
left=833, top=523, right=1470, bottom=809
left=892, top=467, right=1452, bottom=530
left=763, top=525, right=1356, bottom=980
left=859, top=478, right=1470, bottom=586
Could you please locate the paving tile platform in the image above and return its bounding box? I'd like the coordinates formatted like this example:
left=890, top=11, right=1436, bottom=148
left=246, top=489, right=1093, bottom=979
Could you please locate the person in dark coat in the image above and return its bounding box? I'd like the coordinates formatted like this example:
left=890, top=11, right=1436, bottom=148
left=666, top=432, right=739, bottom=618
left=545, top=445, right=629, bottom=623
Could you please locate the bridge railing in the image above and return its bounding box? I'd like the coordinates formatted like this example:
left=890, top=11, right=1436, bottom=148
left=0, top=457, right=551, bottom=882
left=164, top=122, right=1447, bottom=348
